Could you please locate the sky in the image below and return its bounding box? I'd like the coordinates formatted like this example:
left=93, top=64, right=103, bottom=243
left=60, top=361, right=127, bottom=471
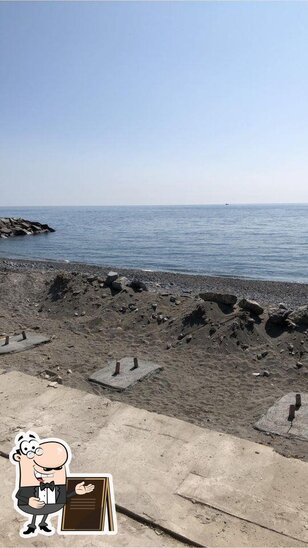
left=0, top=1, right=308, bottom=206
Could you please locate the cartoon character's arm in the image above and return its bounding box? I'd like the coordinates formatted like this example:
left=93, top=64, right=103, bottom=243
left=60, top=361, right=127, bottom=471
left=15, top=488, right=29, bottom=505
left=15, top=489, right=45, bottom=508
left=75, top=481, right=95, bottom=495
left=65, top=482, right=94, bottom=500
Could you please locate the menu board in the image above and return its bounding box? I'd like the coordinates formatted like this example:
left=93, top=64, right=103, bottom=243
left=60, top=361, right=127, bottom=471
left=61, top=476, right=116, bottom=533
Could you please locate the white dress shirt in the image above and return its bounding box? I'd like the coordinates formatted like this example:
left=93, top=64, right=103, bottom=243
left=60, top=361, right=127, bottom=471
left=38, top=484, right=56, bottom=504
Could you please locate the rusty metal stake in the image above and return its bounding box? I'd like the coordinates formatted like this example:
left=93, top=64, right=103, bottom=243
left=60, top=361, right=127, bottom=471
left=4, top=335, right=9, bottom=346
left=288, top=404, right=295, bottom=422
left=114, top=361, right=121, bottom=376
left=22, top=331, right=27, bottom=340
left=132, top=357, right=139, bottom=370
left=295, top=393, right=301, bottom=410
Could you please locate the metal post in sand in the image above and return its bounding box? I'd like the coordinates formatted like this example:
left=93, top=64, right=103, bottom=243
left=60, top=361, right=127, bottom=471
left=295, top=393, right=301, bottom=410
left=22, top=331, right=27, bottom=340
left=4, top=336, right=9, bottom=346
left=132, top=357, right=139, bottom=370
left=288, top=404, right=295, bottom=422
left=114, top=361, right=121, bottom=376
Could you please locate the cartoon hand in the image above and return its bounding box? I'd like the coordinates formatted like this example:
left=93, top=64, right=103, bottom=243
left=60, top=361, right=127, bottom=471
left=75, top=481, right=95, bottom=496
left=28, top=497, right=46, bottom=509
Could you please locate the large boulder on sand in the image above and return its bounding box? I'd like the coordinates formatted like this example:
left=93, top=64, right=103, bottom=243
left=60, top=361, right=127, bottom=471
left=128, top=279, right=148, bottom=292
left=268, top=307, right=291, bottom=325
left=112, top=276, right=128, bottom=291
left=289, top=305, right=308, bottom=325
left=105, top=272, right=119, bottom=286
left=238, top=298, right=264, bottom=316
left=199, top=292, right=237, bottom=306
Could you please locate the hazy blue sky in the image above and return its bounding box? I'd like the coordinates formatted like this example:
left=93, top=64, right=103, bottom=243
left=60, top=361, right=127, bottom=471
left=1, top=1, right=308, bottom=206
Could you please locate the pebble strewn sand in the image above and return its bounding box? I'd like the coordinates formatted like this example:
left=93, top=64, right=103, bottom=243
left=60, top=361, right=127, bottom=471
left=0, top=258, right=307, bottom=461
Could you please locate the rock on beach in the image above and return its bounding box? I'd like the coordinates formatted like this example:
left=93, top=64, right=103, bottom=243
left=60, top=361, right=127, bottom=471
left=199, top=292, right=237, bottom=306
left=0, top=218, right=55, bottom=238
left=238, top=298, right=264, bottom=316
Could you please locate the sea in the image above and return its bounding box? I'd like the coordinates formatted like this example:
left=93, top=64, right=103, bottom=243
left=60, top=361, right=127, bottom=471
left=0, top=205, right=307, bottom=283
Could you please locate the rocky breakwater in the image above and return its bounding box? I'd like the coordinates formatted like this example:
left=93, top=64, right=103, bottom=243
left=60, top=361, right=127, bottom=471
left=0, top=218, right=55, bottom=238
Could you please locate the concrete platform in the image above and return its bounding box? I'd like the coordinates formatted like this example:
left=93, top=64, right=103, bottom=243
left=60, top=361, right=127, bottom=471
left=255, top=392, right=308, bottom=441
left=0, top=459, right=179, bottom=547
left=0, top=371, right=307, bottom=547
left=0, top=333, right=50, bottom=354
left=89, top=357, right=162, bottom=390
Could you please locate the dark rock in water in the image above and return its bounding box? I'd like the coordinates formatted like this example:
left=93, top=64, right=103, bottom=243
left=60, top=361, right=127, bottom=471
left=238, top=298, right=264, bottom=315
left=31, top=224, right=43, bottom=233
left=199, top=292, right=237, bottom=306
left=268, top=306, right=291, bottom=325
left=0, top=227, right=12, bottom=236
left=289, top=305, right=308, bottom=325
left=0, top=217, right=55, bottom=238
left=13, top=228, right=29, bottom=236
left=40, top=223, right=55, bottom=232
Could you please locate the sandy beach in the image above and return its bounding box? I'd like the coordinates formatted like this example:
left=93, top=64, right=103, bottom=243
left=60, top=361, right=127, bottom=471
left=0, top=257, right=307, bottom=462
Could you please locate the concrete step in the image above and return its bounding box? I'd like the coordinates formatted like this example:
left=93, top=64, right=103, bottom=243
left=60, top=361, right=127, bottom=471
left=0, top=371, right=307, bottom=547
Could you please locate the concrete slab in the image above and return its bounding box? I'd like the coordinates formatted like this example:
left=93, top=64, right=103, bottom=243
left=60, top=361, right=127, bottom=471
left=0, top=457, right=180, bottom=547
left=255, top=392, right=308, bottom=441
left=89, top=357, right=162, bottom=390
left=178, top=468, right=307, bottom=541
left=0, top=371, right=307, bottom=547
left=0, top=333, right=50, bottom=355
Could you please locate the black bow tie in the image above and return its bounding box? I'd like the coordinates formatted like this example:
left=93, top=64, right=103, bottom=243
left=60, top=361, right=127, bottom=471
left=40, top=481, right=55, bottom=491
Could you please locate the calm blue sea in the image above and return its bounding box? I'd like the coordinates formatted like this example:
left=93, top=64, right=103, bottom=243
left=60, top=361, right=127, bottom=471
left=0, top=205, right=307, bottom=283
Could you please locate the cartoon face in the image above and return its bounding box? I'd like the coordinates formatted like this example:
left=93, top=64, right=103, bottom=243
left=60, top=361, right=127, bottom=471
left=12, top=434, right=69, bottom=487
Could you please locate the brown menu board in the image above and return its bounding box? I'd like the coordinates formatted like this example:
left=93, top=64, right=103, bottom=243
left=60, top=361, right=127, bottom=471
left=61, top=476, right=116, bottom=533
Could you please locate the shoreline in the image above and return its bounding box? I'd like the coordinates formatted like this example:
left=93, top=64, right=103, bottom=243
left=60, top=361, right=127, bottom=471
left=0, top=256, right=307, bottom=307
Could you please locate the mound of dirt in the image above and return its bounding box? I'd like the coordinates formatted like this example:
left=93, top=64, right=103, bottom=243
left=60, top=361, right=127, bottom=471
left=0, top=265, right=307, bottom=462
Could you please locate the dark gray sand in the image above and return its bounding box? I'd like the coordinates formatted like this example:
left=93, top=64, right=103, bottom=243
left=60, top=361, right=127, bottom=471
left=0, top=258, right=307, bottom=461
left=1, top=257, right=307, bottom=306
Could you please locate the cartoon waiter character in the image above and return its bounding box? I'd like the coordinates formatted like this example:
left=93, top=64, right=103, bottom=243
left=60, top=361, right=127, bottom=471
left=10, top=431, right=95, bottom=537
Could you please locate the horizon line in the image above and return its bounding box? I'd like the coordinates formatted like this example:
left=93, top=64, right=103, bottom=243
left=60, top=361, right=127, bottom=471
left=0, top=202, right=308, bottom=208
